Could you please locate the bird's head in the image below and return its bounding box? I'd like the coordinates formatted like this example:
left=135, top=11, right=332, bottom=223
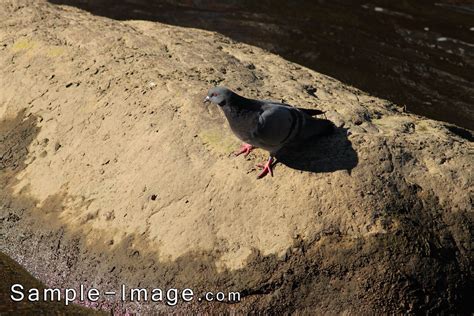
left=203, top=86, right=234, bottom=107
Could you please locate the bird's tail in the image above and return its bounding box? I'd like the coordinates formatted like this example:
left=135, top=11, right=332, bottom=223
left=301, top=117, right=335, bottom=140
left=298, top=108, right=325, bottom=116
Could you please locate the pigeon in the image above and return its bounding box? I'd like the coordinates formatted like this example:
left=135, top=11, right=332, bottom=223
left=204, top=86, right=334, bottom=178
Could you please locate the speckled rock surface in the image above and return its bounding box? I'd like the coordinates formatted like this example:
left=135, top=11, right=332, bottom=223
left=0, top=0, right=472, bottom=314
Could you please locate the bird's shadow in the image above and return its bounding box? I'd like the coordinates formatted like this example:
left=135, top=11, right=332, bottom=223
left=275, top=127, right=358, bottom=173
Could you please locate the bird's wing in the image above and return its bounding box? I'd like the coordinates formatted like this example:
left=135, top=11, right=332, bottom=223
left=251, top=103, right=334, bottom=153
left=251, top=104, right=301, bottom=150
left=264, top=101, right=325, bottom=116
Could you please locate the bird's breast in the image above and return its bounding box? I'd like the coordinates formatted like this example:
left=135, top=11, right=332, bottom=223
left=223, top=108, right=257, bottom=141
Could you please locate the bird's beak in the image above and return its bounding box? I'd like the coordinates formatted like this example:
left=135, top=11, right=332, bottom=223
left=203, top=96, right=210, bottom=104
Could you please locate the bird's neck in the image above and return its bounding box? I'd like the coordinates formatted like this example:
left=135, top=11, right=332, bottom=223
left=221, top=95, right=260, bottom=139
left=228, top=94, right=260, bottom=112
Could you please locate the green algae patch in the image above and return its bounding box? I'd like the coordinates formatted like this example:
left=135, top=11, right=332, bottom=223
left=198, top=128, right=237, bottom=154
left=11, top=38, right=36, bottom=52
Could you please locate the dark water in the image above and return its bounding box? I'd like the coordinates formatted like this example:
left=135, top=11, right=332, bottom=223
left=49, top=0, right=474, bottom=133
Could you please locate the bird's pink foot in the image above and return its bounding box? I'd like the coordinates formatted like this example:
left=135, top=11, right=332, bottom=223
left=256, top=157, right=275, bottom=179
left=235, top=143, right=254, bottom=157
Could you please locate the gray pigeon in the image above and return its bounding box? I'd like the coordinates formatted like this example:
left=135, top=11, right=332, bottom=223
left=204, top=86, right=334, bottom=178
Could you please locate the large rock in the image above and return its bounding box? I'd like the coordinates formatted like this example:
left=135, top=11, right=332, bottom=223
left=0, top=0, right=472, bottom=314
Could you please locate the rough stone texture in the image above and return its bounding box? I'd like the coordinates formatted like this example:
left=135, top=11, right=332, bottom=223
left=0, top=0, right=472, bottom=314
left=0, top=251, right=105, bottom=314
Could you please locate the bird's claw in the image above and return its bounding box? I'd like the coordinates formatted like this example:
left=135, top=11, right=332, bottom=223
left=235, top=143, right=254, bottom=157
left=256, top=158, right=274, bottom=179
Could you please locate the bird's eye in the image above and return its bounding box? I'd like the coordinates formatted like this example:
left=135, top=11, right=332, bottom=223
left=212, top=93, right=218, bottom=97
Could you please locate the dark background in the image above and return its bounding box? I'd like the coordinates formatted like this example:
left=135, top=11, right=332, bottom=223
left=49, top=0, right=474, bottom=132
